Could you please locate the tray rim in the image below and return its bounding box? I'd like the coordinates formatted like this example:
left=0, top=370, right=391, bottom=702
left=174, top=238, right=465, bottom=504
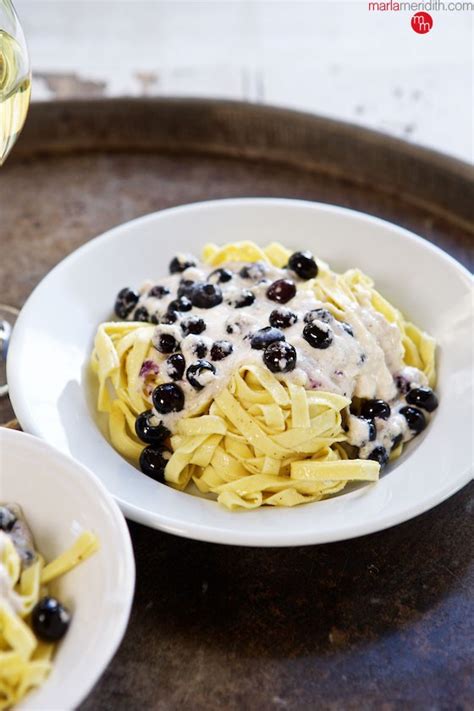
left=9, top=97, right=473, bottom=235
left=15, top=96, right=473, bottom=175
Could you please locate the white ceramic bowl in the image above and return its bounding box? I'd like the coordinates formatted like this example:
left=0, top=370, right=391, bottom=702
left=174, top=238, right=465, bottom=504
left=7, top=199, right=473, bottom=546
left=0, top=428, right=135, bottom=710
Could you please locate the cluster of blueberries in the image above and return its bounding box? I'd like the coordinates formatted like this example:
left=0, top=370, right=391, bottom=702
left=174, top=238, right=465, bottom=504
left=0, top=506, right=71, bottom=642
left=115, top=249, right=317, bottom=320
left=114, top=250, right=438, bottom=480
left=114, top=250, right=325, bottom=478
left=352, top=386, right=438, bottom=468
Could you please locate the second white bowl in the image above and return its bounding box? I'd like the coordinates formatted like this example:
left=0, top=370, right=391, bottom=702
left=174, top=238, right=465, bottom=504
left=1, top=427, right=135, bottom=711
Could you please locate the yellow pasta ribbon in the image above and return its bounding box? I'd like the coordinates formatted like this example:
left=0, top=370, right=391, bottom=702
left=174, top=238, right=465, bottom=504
left=0, top=530, right=98, bottom=709
left=41, top=531, right=99, bottom=585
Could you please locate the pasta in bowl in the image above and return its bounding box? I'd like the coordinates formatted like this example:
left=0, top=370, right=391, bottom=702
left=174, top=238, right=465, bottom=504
left=91, top=240, right=438, bottom=511
left=0, top=505, right=98, bottom=709
left=0, top=428, right=135, bottom=710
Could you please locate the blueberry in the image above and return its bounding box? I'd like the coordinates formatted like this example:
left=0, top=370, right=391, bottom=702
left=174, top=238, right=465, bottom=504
left=367, top=446, right=389, bottom=468
left=263, top=341, right=297, bottom=373
left=192, top=283, right=223, bottom=309
left=32, top=597, right=71, bottom=642
left=133, top=306, right=150, bottom=322
left=234, top=290, right=255, bottom=308
left=148, top=285, right=170, bottom=299
left=168, top=296, right=193, bottom=313
left=22, top=550, right=35, bottom=566
left=152, top=383, right=185, bottom=413
left=194, top=341, right=208, bottom=358
left=150, top=315, right=160, bottom=324
left=0, top=506, right=16, bottom=532
left=210, top=340, right=233, bottom=361
left=269, top=308, right=298, bottom=329
left=169, top=254, right=197, bottom=274
left=135, top=410, right=170, bottom=444
left=251, top=327, right=286, bottom=350
left=360, top=399, right=391, bottom=420
left=186, top=360, right=216, bottom=390
left=154, top=333, right=180, bottom=354
left=209, top=268, right=233, bottom=284
left=160, top=311, right=178, bottom=324
left=288, top=251, right=318, bottom=280
left=395, top=375, right=410, bottom=395
left=114, top=287, right=139, bottom=319
left=177, top=279, right=196, bottom=299
left=166, top=353, right=186, bottom=381
left=361, top=418, right=376, bottom=442
left=341, top=322, right=354, bottom=336
left=239, top=263, right=267, bottom=280
left=392, top=433, right=403, bottom=449
left=304, top=308, right=332, bottom=324
left=181, top=317, right=206, bottom=336
left=302, top=322, right=333, bottom=349
left=139, top=360, right=160, bottom=377
left=139, top=445, right=170, bottom=482
left=406, top=387, right=438, bottom=412
left=400, top=406, right=426, bottom=434
left=266, top=279, right=296, bottom=304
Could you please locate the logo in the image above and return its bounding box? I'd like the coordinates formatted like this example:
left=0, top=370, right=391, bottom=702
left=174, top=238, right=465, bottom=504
left=411, top=11, right=433, bottom=34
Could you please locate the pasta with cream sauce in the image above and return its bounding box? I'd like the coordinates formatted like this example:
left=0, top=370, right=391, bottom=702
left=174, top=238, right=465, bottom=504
left=91, top=241, right=438, bottom=510
left=0, top=505, right=98, bottom=709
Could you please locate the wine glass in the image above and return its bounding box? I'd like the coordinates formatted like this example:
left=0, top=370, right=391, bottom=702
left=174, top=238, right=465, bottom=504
left=1, top=0, right=30, bottom=164
left=0, top=0, right=31, bottom=398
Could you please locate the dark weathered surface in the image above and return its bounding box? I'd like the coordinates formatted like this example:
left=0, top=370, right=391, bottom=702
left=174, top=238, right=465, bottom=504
left=1, top=100, right=473, bottom=709
left=80, top=489, right=474, bottom=711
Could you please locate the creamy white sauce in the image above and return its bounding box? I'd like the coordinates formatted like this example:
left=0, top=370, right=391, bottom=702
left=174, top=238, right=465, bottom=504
left=0, top=531, right=25, bottom=613
left=127, top=258, right=431, bottom=459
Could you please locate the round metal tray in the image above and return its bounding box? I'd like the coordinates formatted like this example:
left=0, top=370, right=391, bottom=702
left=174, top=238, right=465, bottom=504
left=2, top=99, right=472, bottom=709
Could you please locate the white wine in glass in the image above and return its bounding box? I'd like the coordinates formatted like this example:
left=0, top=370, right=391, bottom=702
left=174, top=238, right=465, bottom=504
left=0, top=1, right=31, bottom=398
left=0, top=0, right=30, bottom=165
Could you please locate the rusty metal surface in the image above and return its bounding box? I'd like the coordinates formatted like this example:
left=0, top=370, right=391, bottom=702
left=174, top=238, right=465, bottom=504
left=1, top=99, right=473, bottom=709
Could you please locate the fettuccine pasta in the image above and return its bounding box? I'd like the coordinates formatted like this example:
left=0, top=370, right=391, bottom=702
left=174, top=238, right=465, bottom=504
left=0, top=511, right=99, bottom=710
left=91, top=240, right=437, bottom=510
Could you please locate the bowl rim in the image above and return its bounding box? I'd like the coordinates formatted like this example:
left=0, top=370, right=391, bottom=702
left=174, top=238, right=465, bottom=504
left=6, top=198, right=474, bottom=547
left=9, top=198, right=473, bottom=284
left=0, top=427, right=135, bottom=711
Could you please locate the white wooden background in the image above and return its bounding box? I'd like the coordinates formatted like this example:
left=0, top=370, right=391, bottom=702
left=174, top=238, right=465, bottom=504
left=15, top=0, right=474, bottom=163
